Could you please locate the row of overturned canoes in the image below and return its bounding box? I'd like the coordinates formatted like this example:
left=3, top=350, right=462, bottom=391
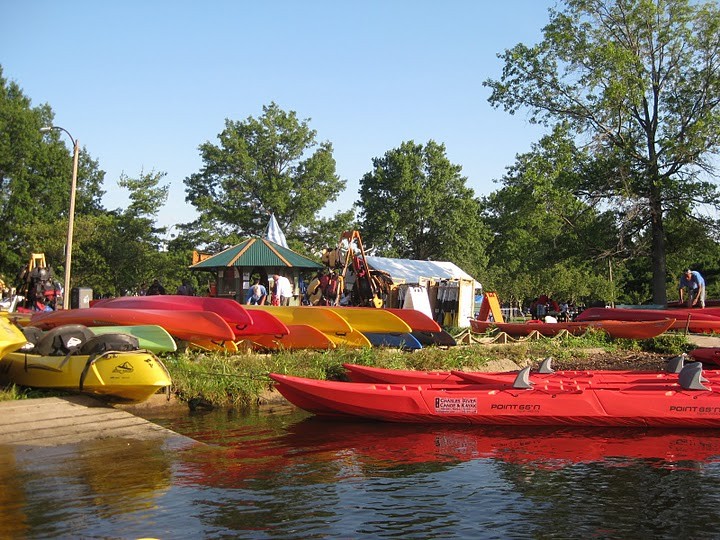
left=0, top=295, right=456, bottom=403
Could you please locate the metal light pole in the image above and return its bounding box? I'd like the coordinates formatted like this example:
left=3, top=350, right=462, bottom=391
left=40, top=125, right=79, bottom=309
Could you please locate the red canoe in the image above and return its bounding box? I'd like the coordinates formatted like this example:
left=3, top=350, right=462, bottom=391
left=270, top=366, right=720, bottom=427
left=31, top=307, right=236, bottom=342
left=91, top=295, right=277, bottom=336
left=469, top=318, right=675, bottom=339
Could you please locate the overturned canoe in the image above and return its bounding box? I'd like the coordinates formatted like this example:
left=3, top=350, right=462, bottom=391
left=31, top=307, right=236, bottom=342
left=93, top=295, right=264, bottom=336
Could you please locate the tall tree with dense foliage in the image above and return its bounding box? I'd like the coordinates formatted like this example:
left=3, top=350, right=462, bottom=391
left=485, top=0, right=720, bottom=305
left=184, top=102, right=348, bottom=251
left=481, top=128, right=620, bottom=306
left=357, top=140, right=489, bottom=278
left=0, top=66, right=106, bottom=283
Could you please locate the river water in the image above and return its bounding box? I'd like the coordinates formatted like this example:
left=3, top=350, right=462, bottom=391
left=3, top=404, right=720, bottom=539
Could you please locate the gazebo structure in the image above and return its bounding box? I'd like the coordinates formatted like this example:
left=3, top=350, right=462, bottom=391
left=189, top=238, right=323, bottom=305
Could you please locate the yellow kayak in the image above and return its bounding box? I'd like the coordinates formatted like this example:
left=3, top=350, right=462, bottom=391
left=0, top=326, right=171, bottom=403
left=322, top=307, right=412, bottom=333
left=0, top=317, right=28, bottom=360
left=247, top=306, right=371, bottom=348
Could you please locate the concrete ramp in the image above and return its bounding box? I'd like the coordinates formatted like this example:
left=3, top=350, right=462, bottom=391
left=0, top=395, right=196, bottom=448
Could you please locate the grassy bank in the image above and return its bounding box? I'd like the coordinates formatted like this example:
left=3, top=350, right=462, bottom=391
left=165, top=330, right=691, bottom=409
left=0, top=330, right=693, bottom=407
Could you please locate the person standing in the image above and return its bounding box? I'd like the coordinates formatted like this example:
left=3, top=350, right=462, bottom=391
left=176, top=279, right=195, bottom=296
left=146, top=279, right=166, bottom=295
left=679, top=269, right=706, bottom=308
left=273, top=274, right=293, bottom=306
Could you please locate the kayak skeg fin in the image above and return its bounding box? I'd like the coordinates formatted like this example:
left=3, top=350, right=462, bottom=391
left=678, top=362, right=710, bottom=391
left=665, top=354, right=687, bottom=374
left=538, top=357, right=554, bottom=374
left=513, top=366, right=534, bottom=389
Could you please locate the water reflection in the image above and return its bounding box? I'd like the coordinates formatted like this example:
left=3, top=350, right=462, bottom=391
left=5, top=406, right=720, bottom=538
left=185, top=415, right=720, bottom=476
left=0, top=437, right=177, bottom=538
left=169, top=414, right=720, bottom=537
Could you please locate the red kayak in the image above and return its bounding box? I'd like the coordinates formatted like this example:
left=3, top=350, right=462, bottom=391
left=576, top=308, right=720, bottom=334
left=31, top=307, right=236, bottom=342
left=689, top=348, right=720, bottom=367
left=578, top=306, right=720, bottom=321
left=452, top=368, right=720, bottom=386
left=383, top=308, right=442, bottom=333
left=270, top=363, right=720, bottom=427
left=344, top=363, right=466, bottom=384
left=470, top=318, right=675, bottom=339
left=91, top=295, right=278, bottom=336
left=343, top=362, right=717, bottom=386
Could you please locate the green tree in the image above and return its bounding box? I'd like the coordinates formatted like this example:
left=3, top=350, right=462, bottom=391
left=481, top=128, right=618, bottom=307
left=68, top=169, right=172, bottom=296
left=0, top=66, right=107, bottom=282
left=357, top=140, right=489, bottom=278
left=184, top=102, right=347, bottom=249
left=485, top=0, right=720, bottom=305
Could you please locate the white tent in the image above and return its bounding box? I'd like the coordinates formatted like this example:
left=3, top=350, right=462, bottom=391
left=365, top=256, right=481, bottom=327
left=263, top=213, right=288, bottom=248
left=365, top=256, right=482, bottom=289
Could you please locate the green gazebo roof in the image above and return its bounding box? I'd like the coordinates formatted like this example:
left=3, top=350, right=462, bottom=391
left=189, top=238, right=323, bottom=270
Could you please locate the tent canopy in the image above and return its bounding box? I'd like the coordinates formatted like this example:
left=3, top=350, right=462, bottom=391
left=365, top=256, right=482, bottom=289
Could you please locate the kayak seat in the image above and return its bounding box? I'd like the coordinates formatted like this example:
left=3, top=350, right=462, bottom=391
left=18, top=326, right=44, bottom=351
left=34, top=325, right=95, bottom=356
left=79, top=333, right=140, bottom=355
left=21, top=326, right=44, bottom=345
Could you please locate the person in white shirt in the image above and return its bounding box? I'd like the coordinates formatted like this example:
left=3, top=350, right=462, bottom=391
left=273, top=274, right=294, bottom=306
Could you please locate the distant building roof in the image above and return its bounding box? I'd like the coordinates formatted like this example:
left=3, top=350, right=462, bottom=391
left=366, top=256, right=482, bottom=289
left=189, top=238, right=323, bottom=270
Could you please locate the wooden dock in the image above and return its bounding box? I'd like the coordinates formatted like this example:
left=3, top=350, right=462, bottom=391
left=0, top=395, right=197, bottom=448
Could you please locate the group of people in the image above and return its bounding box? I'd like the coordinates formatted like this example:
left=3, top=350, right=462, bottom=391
left=138, top=278, right=194, bottom=296
left=245, top=274, right=293, bottom=306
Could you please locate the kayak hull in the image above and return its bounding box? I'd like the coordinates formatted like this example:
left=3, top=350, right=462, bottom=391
left=270, top=373, right=720, bottom=427
left=241, top=324, right=336, bottom=351
left=94, top=295, right=259, bottom=336
left=31, top=307, right=236, bottom=342
left=0, top=349, right=171, bottom=403
left=0, top=317, right=27, bottom=359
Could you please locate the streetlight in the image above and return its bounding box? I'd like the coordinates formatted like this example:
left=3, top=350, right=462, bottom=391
left=40, top=125, right=79, bottom=310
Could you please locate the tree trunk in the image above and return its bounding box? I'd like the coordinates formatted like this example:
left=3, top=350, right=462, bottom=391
left=649, top=188, right=667, bottom=305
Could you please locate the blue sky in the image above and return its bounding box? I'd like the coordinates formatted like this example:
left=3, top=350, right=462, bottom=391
left=2, top=1, right=553, bottom=229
